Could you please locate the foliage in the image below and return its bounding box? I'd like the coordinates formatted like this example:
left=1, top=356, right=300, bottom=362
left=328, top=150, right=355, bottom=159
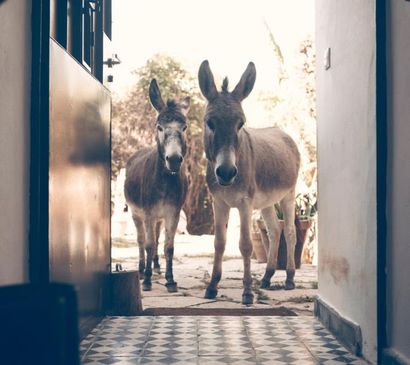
left=271, top=191, right=317, bottom=222
left=262, top=25, right=317, bottom=196
left=112, top=54, right=214, bottom=235
left=264, top=21, right=287, bottom=84
left=254, top=28, right=318, bottom=264
left=295, top=192, right=317, bottom=219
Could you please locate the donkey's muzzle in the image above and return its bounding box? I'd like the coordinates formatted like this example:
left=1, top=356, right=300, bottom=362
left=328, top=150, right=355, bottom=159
left=215, top=164, right=238, bottom=185
left=166, top=154, right=183, bottom=173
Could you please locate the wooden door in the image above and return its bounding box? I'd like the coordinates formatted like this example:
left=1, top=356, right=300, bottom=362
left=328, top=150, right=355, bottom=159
left=31, top=0, right=113, bottom=338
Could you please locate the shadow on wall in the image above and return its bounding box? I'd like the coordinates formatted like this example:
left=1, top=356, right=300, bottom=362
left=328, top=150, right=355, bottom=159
left=70, top=102, right=110, bottom=166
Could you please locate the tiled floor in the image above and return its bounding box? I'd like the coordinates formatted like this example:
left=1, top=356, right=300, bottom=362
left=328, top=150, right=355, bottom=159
left=81, top=316, right=366, bottom=365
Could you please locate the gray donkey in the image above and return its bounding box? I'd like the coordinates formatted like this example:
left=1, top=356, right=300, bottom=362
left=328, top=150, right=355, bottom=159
left=198, top=60, right=300, bottom=304
left=124, top=79, right=190, bottom=292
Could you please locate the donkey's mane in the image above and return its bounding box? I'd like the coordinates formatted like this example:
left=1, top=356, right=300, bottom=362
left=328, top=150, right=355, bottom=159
left=221, top=77, right=229, bottom=93
left=166, top=99, right=178, bottom=109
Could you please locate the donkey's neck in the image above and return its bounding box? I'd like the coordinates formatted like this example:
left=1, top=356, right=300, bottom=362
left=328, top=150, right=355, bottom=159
left=238, top=128, right=254, bottom=164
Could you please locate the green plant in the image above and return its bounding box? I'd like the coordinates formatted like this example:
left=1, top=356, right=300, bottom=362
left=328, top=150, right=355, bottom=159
left=274, top=204, right=284, bottom=220
left=295, top=192, right=317, bottom=219
left=273, top=192, right=317, bottom=221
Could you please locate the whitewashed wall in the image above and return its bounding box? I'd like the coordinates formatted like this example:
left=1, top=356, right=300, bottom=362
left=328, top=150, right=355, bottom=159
left=0, top=0, right=31, bottom=285
left=316, top=1, right=377, bottom=363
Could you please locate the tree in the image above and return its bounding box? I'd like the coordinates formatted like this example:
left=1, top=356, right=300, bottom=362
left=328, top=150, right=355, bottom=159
left=112, top=54, right=214, bottom=235
left=261, top=26, right=317, bottom=193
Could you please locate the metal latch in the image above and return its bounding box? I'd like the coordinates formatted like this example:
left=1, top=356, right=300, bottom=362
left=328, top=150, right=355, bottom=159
left=104, top=54, right=121, bottom=68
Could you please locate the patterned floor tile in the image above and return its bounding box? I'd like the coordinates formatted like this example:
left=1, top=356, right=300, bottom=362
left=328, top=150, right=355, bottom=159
left=81, top=316, right=366, bottom=365
left=197, top=355, right=257, bottom=365
left=82, top=358, right=141, bottom=365
left=86, top=342, right=145, bottom=357
left=258, top=360, right=317, bottom=365
left=140, top=357, right=197, bottom=365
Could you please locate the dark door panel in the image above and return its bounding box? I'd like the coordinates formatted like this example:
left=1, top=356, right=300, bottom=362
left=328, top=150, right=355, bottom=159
left=49, top=39, right=111, bottom=337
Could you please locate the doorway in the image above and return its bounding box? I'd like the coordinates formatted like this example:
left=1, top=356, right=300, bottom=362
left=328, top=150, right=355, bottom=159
left=109, top=0, right=318, bottom=315
left=25, top=1, right=390, bottom=362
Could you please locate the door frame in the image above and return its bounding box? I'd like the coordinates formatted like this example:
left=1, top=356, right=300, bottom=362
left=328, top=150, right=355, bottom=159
left=30, top=0, right=389, bottom=360
left=376, top=0, right=388, bottom=363
left=30, top=0, right=50, bottom=285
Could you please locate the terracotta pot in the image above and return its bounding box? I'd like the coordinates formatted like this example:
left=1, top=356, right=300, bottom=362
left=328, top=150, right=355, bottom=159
left=251, top=231, right=267, bottom=263
left=277, top=218, right=313, bottom=270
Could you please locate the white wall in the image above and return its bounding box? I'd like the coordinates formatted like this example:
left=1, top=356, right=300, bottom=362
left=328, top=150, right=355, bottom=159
left=316, top=1, right=377, bottom=363
left=0, top=0, right=31, bottom=285
left=387, top=1, right=410, bottom=363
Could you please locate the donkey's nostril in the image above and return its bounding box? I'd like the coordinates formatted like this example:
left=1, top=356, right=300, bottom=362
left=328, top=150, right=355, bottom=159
left=216, top=165, right=237, bottom=183
left=231, top=166, right=238, bottom=179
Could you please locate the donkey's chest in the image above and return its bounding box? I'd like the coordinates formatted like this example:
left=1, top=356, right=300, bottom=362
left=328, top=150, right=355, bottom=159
left=252, top=188, right=291, bottom=209
left=146, top=179, right=187, bottom=208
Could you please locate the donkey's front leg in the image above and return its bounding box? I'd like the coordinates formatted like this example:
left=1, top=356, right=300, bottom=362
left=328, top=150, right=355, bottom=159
left=142, top=218, right=156, bottom=291
left=205, top=199, right=230, bottom=299
left=163, top=212, right=179, bottom=293
left=238, top=200, right=254, bottom=305
left=153, top=221, right=162, bottom=274
left=281, top=190, right=297, bottom=290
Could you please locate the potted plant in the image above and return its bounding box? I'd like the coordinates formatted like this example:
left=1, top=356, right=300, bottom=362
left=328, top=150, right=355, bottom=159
left=276, top=192, right=317, bottom=269
left=251, top=192, right=317, bottom=268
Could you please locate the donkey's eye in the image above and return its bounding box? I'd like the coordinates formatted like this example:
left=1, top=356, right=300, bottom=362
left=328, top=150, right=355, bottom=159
left=207, top=120, right=215, bottom=131
left=157, top=125, right=164, bottom=132
left=182, top=125, right=187, bottom=132
left=238, top=121, right=245, bottom=130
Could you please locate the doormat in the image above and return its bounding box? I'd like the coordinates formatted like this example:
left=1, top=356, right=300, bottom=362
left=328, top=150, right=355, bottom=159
left=140, top=306, right=297, bottom=316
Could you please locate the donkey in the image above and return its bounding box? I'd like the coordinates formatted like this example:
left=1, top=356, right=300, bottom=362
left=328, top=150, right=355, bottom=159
left=198, top=60, right=300, bottom=304
left=124, top=79, right=190, bottom=292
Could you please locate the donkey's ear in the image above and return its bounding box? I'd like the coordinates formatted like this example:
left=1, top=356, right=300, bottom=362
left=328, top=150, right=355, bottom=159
left=149, top=79, right=166, bottom=112
left=179, top=96, right=191, bottom=116
left=232, top=62, right=256, bottom=101
left=198, top=60, right=218, bottom=101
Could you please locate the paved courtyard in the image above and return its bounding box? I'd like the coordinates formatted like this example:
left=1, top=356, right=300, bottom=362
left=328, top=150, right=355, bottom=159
left=112, top=232, right=318, bottom=314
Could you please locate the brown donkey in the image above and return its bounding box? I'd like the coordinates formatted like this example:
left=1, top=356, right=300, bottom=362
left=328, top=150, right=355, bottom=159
left=198, top=60, right=300, bottom=304
left=124, top=79, right=190, bottom=292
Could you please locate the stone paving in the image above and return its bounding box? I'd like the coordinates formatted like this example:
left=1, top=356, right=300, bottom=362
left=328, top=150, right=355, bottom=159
left=112, top=235, right=318, bottom=315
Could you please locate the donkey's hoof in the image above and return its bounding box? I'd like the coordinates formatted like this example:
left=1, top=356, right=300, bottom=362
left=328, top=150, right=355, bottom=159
left=285, top=281, right=295, bottom=290
left=260, top=279, right=270, bottom=289
left=242, top=293, right=254, bottom=305
left=142, top=281, right=152, bottom=291
left=204, top=287, right=218, bottom=299
left=153, top=267, right=162, bottom=275
left=165, top=282, right=178, bottom=293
